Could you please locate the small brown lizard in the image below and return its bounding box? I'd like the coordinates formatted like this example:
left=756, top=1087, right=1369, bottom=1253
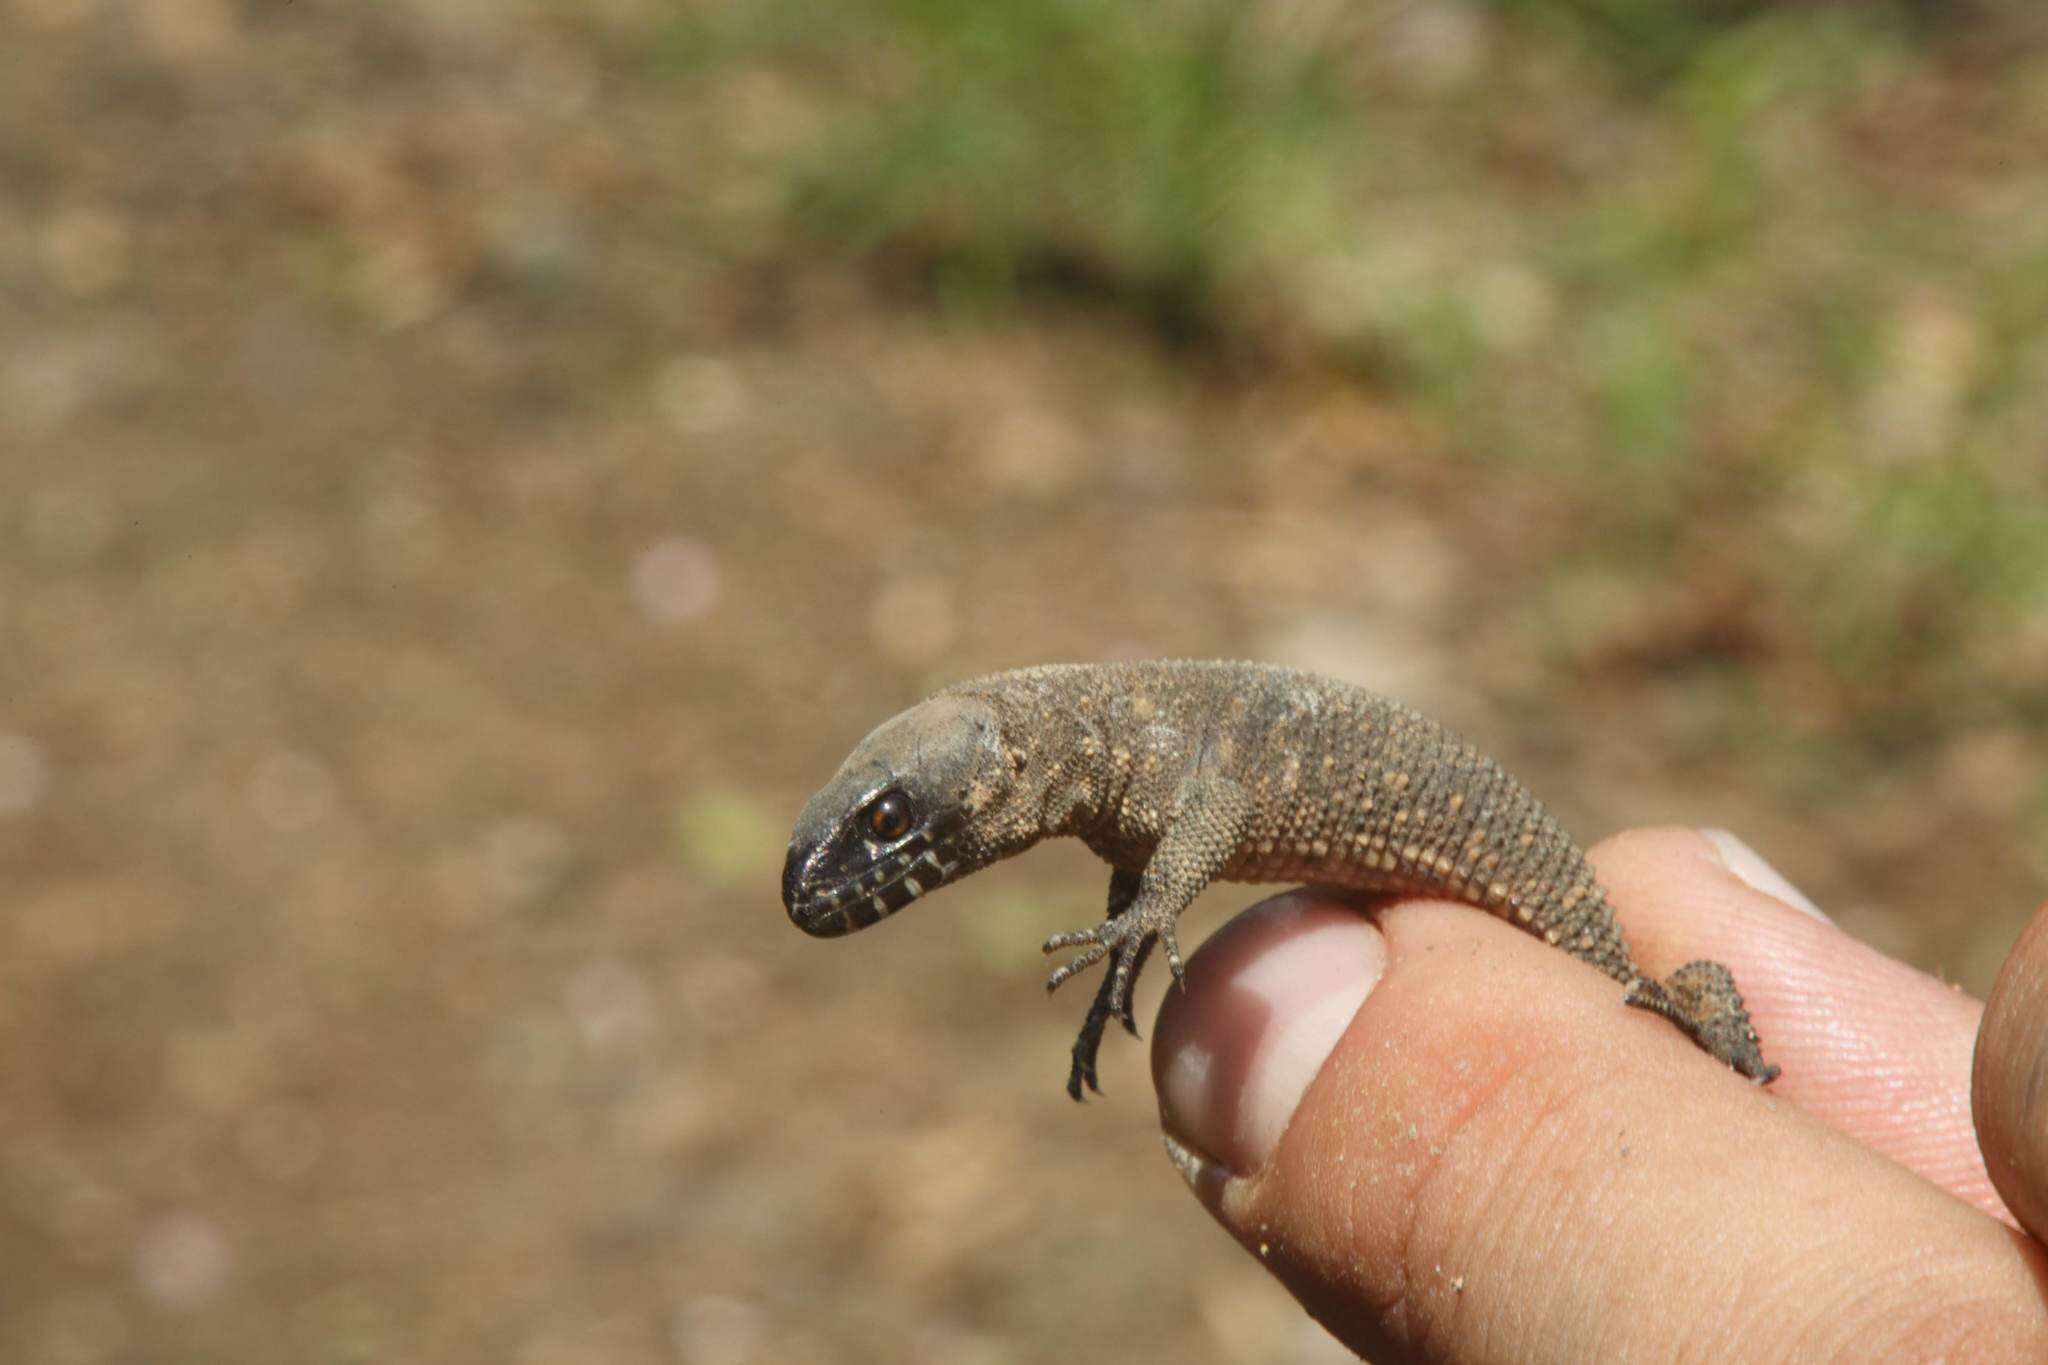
left=783, top=661, right=1777, bottom=1097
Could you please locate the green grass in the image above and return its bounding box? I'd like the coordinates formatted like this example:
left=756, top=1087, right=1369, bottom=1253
left=659, top=0, right=2048, bottom=750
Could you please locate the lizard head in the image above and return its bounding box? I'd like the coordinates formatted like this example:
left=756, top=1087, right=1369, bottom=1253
left=783, top=693, right=1025, bottom=937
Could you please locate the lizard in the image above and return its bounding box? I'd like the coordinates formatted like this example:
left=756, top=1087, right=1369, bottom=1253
left=782, top=660, right=1778, bottom=1098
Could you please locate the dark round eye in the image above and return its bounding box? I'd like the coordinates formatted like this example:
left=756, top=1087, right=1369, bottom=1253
left=866, top=792, right=912, bottom=841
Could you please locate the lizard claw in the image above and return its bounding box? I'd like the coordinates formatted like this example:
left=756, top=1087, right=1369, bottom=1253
left=1065, top=950, right=1141, bottom=1100
left=1161, top=925, right=1186, bottom=986
left=1116, top=932, right=1155, bottom=1035
left=1065, top=1043, right=1102, bottom=1101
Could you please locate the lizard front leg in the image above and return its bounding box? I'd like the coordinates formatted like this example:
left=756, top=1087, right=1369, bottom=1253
left=1044, top=774, right=1251, bottom=1098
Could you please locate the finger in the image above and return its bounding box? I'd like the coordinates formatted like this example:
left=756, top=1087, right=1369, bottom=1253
left=1153, top=893, right=2048, bottom=1363
left=1590, top=826, right=2003, bottom=1220
left=1974, top=900, right=2048, bottom=1242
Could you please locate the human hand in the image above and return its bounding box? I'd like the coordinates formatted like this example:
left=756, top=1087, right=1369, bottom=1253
left=1151, top=827, right=2048, bottom=1360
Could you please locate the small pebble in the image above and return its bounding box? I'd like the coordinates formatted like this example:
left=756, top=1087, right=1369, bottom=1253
left=134, top=1212, right=230, bottom=1309
left=632, top=537, right=718, bottom=624
left=565, top=958, right=655, bottom=1051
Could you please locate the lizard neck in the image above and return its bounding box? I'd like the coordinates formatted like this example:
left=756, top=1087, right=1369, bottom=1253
left=963, top=675, right=1126, bottom=849
left=976, top=673, right=1165, bottom=863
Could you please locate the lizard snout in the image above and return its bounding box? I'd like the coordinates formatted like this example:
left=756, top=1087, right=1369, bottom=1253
left=780, top=842, right=808, bottom=920
left=781, top=840, right=854, bottom=937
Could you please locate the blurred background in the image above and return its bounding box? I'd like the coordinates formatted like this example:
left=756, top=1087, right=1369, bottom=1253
left=5, top=0, right=2048, bottom=1360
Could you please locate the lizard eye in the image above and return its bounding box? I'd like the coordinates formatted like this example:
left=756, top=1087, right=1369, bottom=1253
left=865, top=791, right=913, bottom=841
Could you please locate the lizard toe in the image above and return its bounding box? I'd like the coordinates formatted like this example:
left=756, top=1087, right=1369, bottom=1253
left=1159, top=927, right=1186, bottom=985
left=1117, top=935, right=1156, bottom=1035
left=1065, top=1050, right=1099, bottom=1101
left=1045, top=939, right=1112, bottom=993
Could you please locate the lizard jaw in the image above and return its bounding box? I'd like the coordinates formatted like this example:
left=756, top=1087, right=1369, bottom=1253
left=782, top=812, right=966, bottom=937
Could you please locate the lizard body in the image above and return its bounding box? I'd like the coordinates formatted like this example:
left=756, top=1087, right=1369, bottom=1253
left=783, top=660, right=1777, bottom=1096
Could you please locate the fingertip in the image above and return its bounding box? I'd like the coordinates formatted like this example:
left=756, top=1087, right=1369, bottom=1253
left=1152, top=892, right=1386, bottom=1180
left=1701, top=828, right=1831, bottom=923
left=1590, top=825, right=2008, bottom=1221
left=1586, top=825, right=1826, bottom=956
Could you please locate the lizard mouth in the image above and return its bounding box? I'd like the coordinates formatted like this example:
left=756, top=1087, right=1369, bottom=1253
left=783, top=809, right=968, bottom=937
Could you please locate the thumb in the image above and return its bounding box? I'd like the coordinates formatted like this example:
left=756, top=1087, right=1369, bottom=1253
left=1152, top=891, right=2048, bottom=1363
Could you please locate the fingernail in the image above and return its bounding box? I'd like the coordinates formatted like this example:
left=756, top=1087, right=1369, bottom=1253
left=1704, top=829, right=1831, bottom=924
left=1155, top=899, right=1385, bottom=1178
left=1160, top=1132, right=1213, bottom=1193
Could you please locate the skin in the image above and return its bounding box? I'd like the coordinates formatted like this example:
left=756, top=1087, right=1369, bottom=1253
left=1152, top=828, right=2048, bottom=1362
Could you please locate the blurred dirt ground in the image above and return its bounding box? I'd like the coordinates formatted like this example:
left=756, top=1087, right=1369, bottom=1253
left=4, top=2, right=2046, bottom=1363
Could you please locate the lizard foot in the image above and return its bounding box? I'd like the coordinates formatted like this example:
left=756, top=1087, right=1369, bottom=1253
left=1062, top=935, right=1156, bottom=1100
left=1043, top=909, right=1182, bottom=1008
left=1045, top=910, right=1178, bottom=1100
left=1623, top=963, right=1779, bottom=1084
